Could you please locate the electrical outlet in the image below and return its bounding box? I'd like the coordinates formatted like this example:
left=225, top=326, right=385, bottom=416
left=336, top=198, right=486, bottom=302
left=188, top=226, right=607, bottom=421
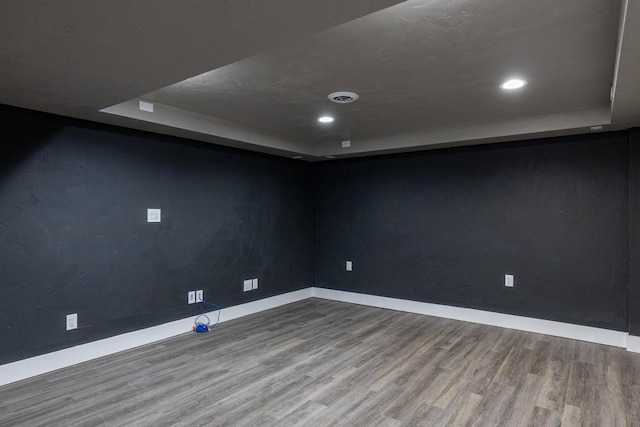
left=147, top=208, right=161, bottom=223
left=252, top=278, right=258, bottom=290
left=196, top=290, right=203, bottom=303
left=188, top=291, right=196, bottom=304
left=66, top=313, right=78, bottom=331
left=505, top=274, right=514, bottom=288
left=243, top=279, right=253, bottom=292
left=346, top=260, right=353, bottom=271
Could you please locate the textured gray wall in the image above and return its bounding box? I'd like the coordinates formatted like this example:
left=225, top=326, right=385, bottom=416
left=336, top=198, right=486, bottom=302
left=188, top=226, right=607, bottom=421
left=1, top=103, right=638, bottom=366
left=314, top=134, right=629, bottom=331
left=0, top=106, right=314, bottom=364
left=629, top=129, right=640, bottom=335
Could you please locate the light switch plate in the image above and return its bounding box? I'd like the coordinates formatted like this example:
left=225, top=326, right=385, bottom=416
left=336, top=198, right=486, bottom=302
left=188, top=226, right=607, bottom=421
left=196, top=290, right=203, bottom=303
left=505, top=274, right=514, bottom=288
left=243, top=279, right=253, bottom=292
left=66, top=313, right=78, bottom=331
left=342, top=140, right=351, bottom=148
left=346, top=261, right=353, bottom=271
left=252, top=278, right=258, bottom=290
left=147, top=209, right=161, bottom=223
left=188, top=291, right=196, bottom=304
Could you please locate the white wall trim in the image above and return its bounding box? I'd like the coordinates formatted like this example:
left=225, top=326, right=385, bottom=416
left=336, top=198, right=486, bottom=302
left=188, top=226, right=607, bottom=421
left=0, top=288, right=312, bottom=387
left=310, top=287, right=629, bottom=349
left=1, top=286, right=635, bottom=387
left=627, top=335, right=640, bottom=353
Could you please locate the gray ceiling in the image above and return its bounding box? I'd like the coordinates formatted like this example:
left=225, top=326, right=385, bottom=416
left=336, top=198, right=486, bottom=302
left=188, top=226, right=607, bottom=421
left=2, top=0, right=639, bottom=160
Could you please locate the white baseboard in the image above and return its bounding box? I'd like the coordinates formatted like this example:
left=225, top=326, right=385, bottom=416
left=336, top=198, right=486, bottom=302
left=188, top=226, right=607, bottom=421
left=310, top=287, right=629, bottom=349
left=627, top=335, right=640, bottom=353
left=1, top=286, right=634, bottom=387
left=0, top=288, right=312, bottom=387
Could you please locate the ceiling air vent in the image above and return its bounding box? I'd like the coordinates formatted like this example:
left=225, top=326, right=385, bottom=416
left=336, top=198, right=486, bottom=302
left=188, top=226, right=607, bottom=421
left=328, top=91, right=359, bottom=104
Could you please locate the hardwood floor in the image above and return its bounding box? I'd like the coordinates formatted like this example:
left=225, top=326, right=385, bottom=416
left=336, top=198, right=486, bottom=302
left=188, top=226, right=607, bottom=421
left=1, top=298, right=640, bottom=426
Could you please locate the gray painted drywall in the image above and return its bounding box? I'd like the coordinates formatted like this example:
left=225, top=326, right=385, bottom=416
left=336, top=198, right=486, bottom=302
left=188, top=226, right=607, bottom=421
left=314, top=133, right=629, bottom=331
left=2, top=103, right=639, bottom=366
left=0, top=105, right=314, bottom=364
left=628, top=128, right=640, bottom=335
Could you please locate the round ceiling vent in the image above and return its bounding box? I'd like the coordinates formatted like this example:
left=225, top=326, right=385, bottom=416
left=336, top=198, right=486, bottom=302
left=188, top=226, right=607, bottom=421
left=328, top=91, right=359, bottom=104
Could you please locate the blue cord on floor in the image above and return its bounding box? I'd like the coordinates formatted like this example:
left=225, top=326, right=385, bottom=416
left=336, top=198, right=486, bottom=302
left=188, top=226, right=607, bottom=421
left=201, top=300, right=221, bottom=329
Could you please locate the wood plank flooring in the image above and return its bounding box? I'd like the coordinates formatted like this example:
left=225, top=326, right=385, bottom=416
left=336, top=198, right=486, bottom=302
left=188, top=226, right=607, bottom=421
left=1, top=298, right=640, bottom=426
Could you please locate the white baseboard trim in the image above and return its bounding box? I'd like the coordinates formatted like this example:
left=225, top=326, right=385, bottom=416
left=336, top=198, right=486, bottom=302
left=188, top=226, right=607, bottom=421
left=627, top=335, right=640, bottom=353
left=1, top=286, right=634, bottom=387
left=310, top=287, right=629, bottom=349
left=0, top=288, right=312, bottom=387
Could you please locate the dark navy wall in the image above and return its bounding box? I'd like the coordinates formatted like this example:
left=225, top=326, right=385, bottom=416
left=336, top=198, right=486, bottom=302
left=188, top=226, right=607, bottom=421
left=629, top=129, right=640, bottom=335
left=314, top=133, right=629, bottom=331
left=0, top=106, right=314, bottom=364
left=1, top=102, right=638, bottom=365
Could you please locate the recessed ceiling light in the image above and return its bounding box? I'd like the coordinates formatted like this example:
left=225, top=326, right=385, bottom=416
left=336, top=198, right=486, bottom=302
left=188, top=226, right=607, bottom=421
left=325, top=155, right=336, bottom=159
left=590, top=125, right=603, bottom=131
left=318, top=116, right=334, bottom=123
left=500, top=79, right=527, bottom=90
left=291, top=155, right=303, bottom=159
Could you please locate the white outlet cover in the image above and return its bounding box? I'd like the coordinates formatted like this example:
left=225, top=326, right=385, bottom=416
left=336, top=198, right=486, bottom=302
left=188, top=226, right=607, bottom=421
left=66, top=313, right=78, bottom=331
left=505, top=274, right=514, bottom=288
left=196, top=290, right=203, bottom=303
left=252, top=278, right=258, bottom=290
left=342, top=140, right=351, bottom=148
left=147, top=209, right=161, bottom=223
left=188, top=291, right=196, bottom=304
left=346, top=261, right=353, bottom=271
left=243, top=279, right=253, bottom=292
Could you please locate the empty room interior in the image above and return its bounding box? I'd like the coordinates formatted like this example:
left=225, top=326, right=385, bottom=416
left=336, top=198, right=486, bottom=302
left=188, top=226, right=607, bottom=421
left=3, top=1, right=640, bottom=426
